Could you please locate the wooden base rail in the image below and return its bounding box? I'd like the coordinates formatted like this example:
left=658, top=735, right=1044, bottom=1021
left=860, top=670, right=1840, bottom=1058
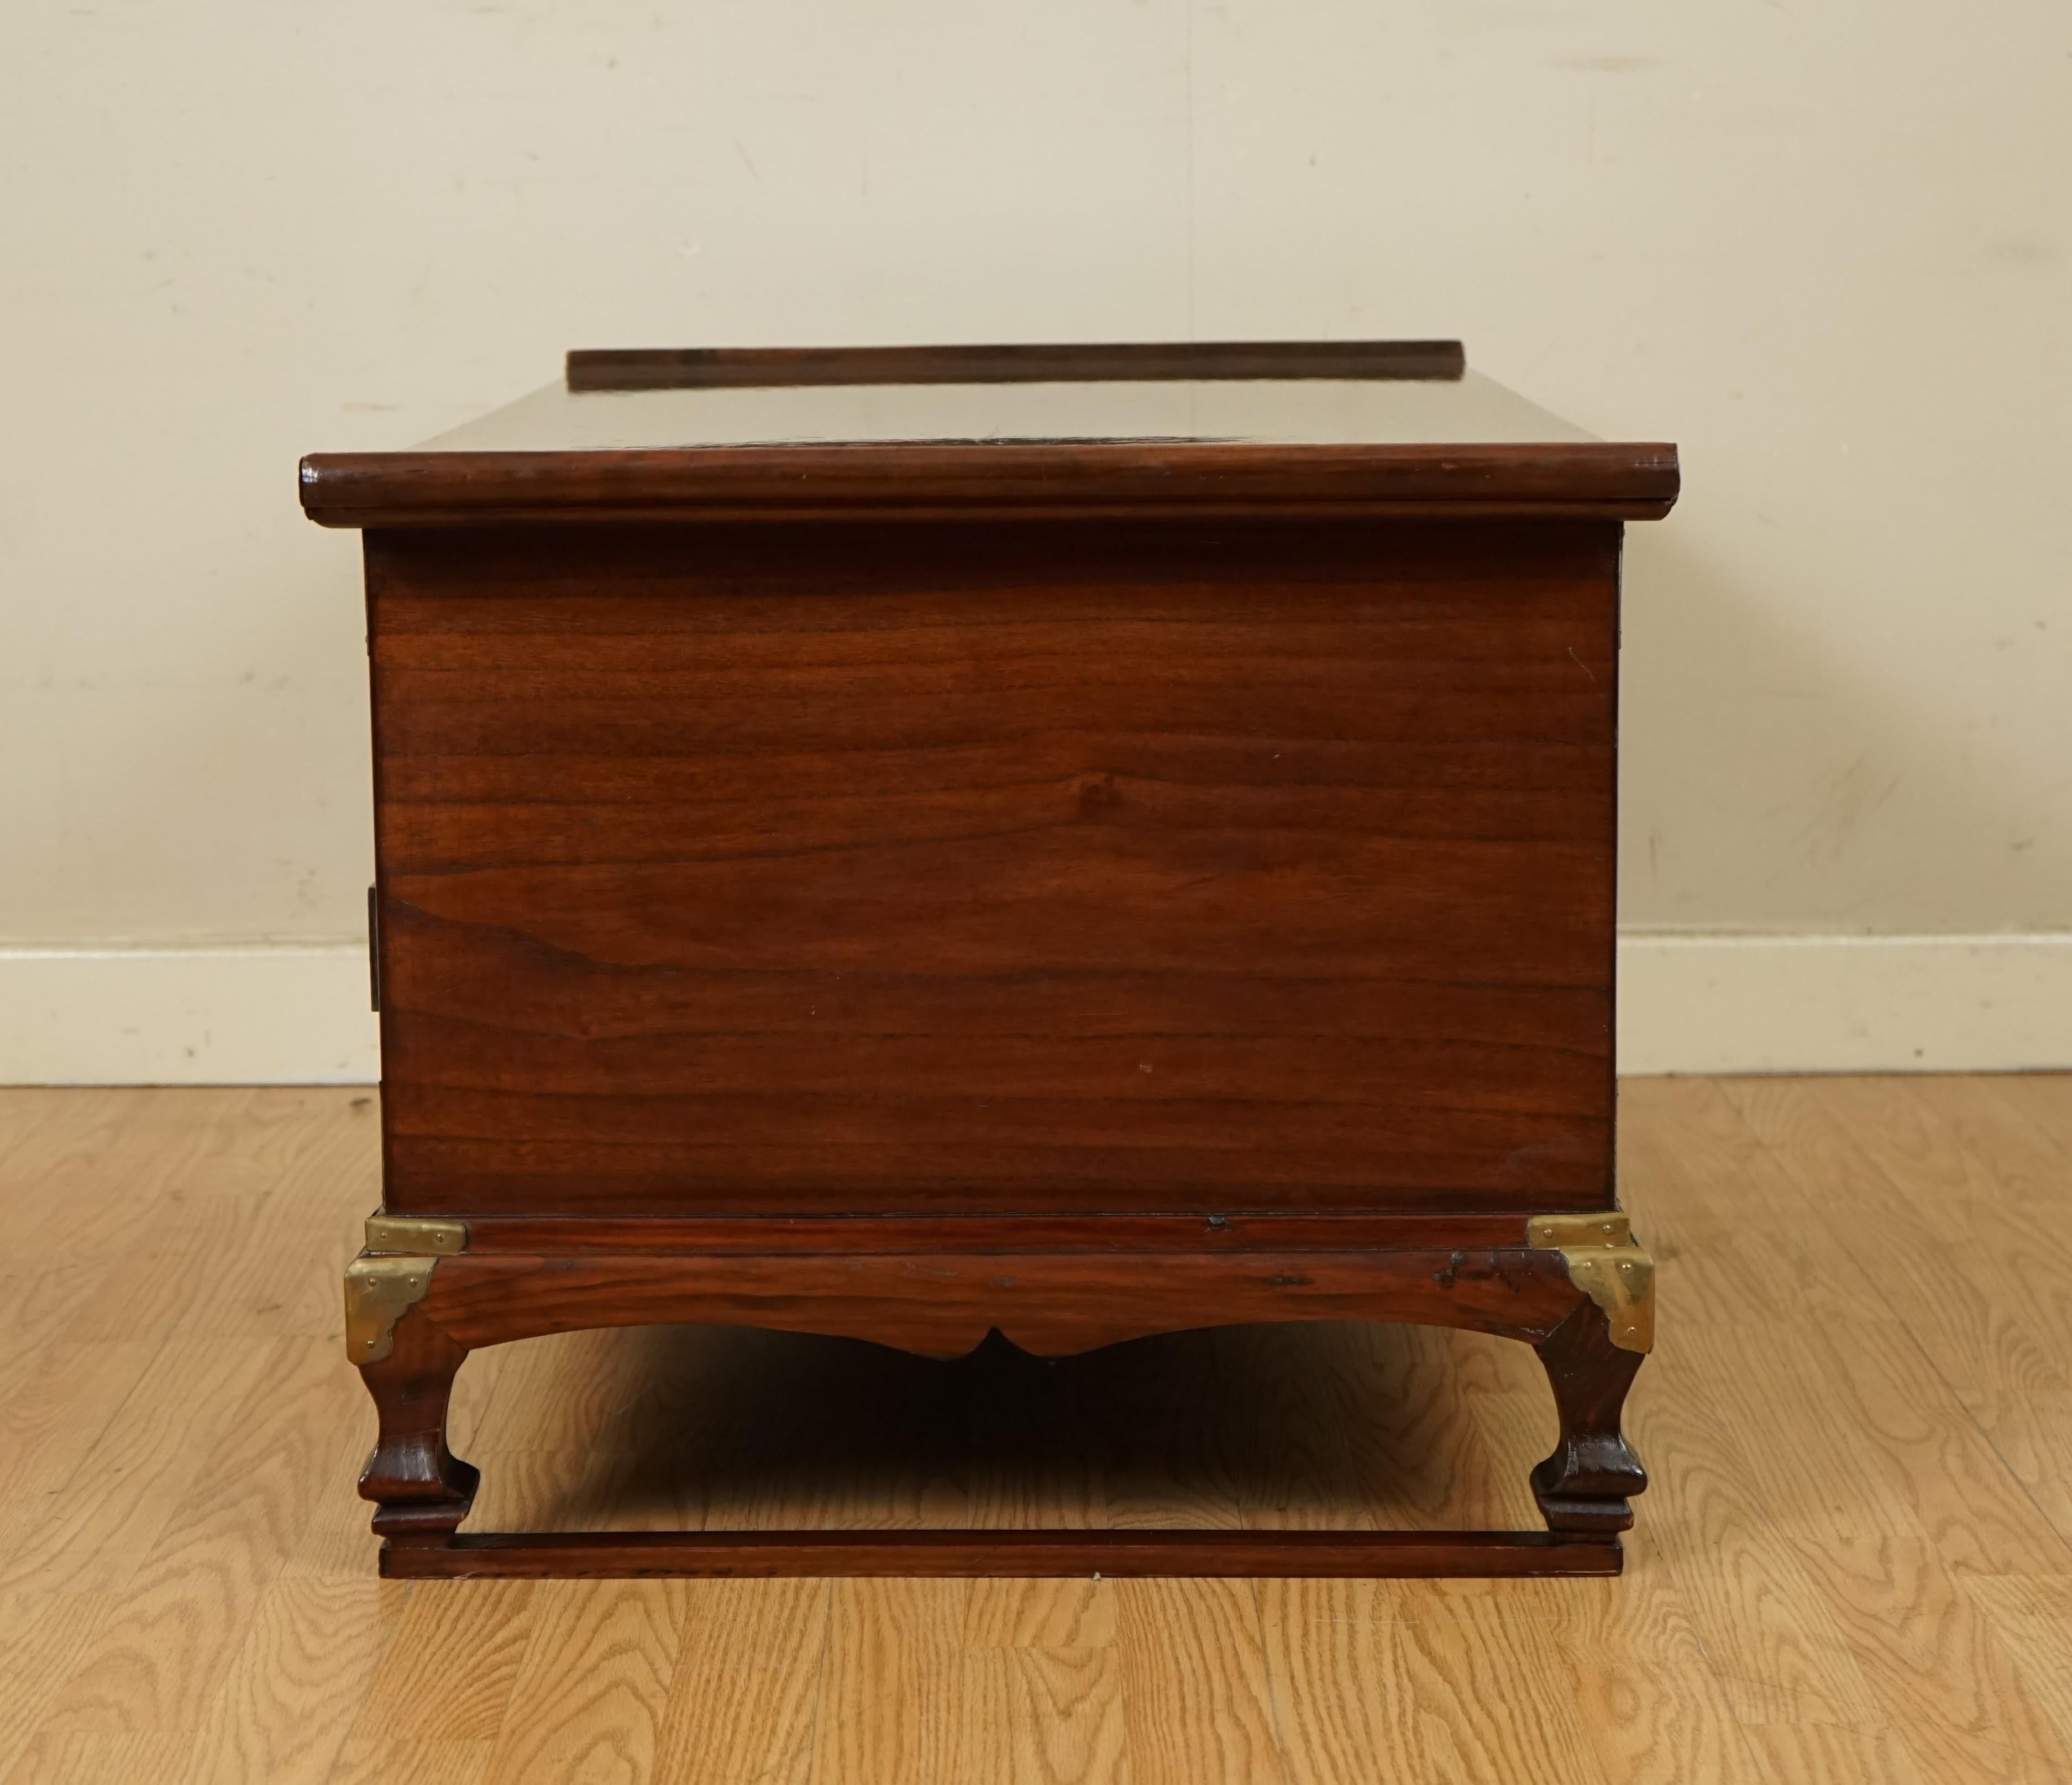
left=380, top=1529, right=1623, bottom=1581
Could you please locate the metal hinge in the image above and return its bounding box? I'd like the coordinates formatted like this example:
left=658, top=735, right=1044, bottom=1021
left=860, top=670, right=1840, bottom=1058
left=367, top=886, right=381, bottom=1012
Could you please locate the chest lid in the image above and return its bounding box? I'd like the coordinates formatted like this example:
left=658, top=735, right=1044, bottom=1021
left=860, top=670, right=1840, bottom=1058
left=300, top=340, right=1677, bottom=528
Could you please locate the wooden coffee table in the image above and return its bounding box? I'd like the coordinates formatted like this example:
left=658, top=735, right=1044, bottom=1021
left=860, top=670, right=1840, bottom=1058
left=302, top=340, right=1676, bottom=1578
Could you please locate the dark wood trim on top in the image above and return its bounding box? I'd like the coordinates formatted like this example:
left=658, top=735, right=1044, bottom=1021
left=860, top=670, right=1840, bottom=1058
left=300, top=440, right=1678, bottom=527
left=565, top=340, right=1467, bottom=391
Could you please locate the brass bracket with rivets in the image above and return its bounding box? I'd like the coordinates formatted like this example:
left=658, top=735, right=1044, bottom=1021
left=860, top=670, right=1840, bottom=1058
left=344, top=1255, right=439, bottom=1365
left=345, top=1218, right=465, bottom=1364
left=1527, top=1211, right=1655, bottom=1354
left=364, top=1215, right=467, bottom=1255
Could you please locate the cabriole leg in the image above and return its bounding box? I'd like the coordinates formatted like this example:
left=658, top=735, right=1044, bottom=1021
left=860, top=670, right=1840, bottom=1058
left=1530, top=1299, right=1647, bottom=1534
left=353, top=1293, right=479, bottom=1545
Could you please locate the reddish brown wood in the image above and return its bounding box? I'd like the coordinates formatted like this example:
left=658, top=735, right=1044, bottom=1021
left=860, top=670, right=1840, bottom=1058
left=319, top=344, right=1671, bottom=1578
left=302, top=442, right=1675, bottom=528
left=565, top=339, right=1468, bottom=390
left=411, top=1246, right=1583, bottom=1359
left=381, top=1528, right=1622, bottom=1580
left=349, top=1238, right=1644, bottom=1571
left=354, top=1301, right=478, bottom=1543
left=400, top=1211, right=1545, bottom=1256
left=368, top=519, right=1618, bottom=1220
left=1530, top=1299, right=1648, bottom=1533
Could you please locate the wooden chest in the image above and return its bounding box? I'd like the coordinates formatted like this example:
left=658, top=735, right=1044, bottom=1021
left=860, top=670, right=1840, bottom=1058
left=303, top=342, right=1676, bottom=1578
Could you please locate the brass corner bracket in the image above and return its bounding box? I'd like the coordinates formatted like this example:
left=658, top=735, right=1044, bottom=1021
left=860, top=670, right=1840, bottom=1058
left=345, top=1216, right=467, bottom=1364
left=344, top=1256, right=437, bottom=1364
left=364, top=1215, right=467, bottom=1255
left=1527, top=1211, right=1655, bottom=1354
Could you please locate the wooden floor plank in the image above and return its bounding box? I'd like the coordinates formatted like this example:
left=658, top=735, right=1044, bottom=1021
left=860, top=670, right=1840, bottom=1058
left=0, top=1592, right=123, bottom=1784
left=1260, top=1575, right=1614, bottom=1785
left=1798, top=1318, right=2072, bottom=1576
left=1960, top=1574, right=2072, bottom=1753
left=0, top=1335, right=278, bottom=1598
left=1543, top=1533, right=1760, bottom=1785
left=479, top=1579, right=685, bottom=1784
left=1617, top=1078, right=1895, bottom=1330
left=34, top=1337, right=349, bottom=1736
left=347, top=1583, right=538, bottom=1743
left=0, top=1732, right=189, bottom=1785
left=808, top=1580, right=971, bottom=1785
left=324, top=1739, right=494, bottom=1785
left=166, top=1573, right=406, bottom=1785
left=0, top=1341, right=158, bottom=1520
left=965, top=1577, right=1119, bottom=1650
left=1817, top=1078, right=2072, bottom=1341
left=1980, top=1072, right=2072, bottom=1156
left=1719, top=1075, right=2072, bottom=1551
left=650, top=1578, right=828, bottom=1785
left=1730, top=1721, right=1930, bottom=1785
left=994, top=1645, right=1130, bottom=1785
left=1721, top=1077, right=2071, bottom=1398
left=1113, top=1577, right=1283, bottom=1785
left=1790, top=1531, right=2072, bottom=1783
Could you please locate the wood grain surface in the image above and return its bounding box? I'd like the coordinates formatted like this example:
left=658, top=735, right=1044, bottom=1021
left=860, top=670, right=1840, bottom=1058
left=407, top=1247, right=1584, bottom=1357
left=4, top=1077, right=2070, bottom=1780
left=370, top=518, right=1620, bottom=1219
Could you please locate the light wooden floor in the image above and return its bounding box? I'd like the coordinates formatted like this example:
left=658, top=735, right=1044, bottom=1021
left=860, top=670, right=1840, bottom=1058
left=1, top=1077, right=2069, bottom=1783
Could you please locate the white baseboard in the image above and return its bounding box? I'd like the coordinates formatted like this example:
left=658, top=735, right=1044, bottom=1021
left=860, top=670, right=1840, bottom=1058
left=0, top=944, right=379, bottom=1086
left=1616, top=932, right=2072, bottom=1075
left=2, top=934, right=2068, bottom=1085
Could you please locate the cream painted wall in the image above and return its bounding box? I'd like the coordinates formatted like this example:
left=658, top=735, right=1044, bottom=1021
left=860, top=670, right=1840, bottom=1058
left=2, top=3, right=2068, bottom=1073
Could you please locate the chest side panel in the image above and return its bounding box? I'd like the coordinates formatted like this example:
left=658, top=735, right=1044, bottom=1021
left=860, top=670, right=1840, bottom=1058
left=369, top=517, right=1618, bottom=1216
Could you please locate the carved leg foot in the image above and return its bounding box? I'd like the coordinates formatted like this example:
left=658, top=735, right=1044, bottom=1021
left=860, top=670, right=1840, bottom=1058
left=1530, top=1299, right=1647, bottom=1533
left=353, top=1292, right=479, bottom=1545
